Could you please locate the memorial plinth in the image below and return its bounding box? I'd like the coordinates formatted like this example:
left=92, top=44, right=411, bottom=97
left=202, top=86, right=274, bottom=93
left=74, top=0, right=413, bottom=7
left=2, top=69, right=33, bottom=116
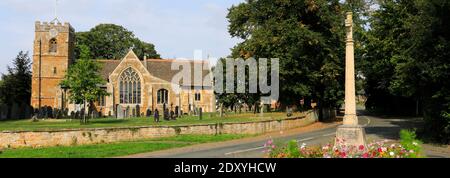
left=335, top=12, right=366, bottom=148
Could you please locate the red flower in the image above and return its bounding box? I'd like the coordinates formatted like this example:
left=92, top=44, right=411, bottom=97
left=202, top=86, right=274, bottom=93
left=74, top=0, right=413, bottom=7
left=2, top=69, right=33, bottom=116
left=362, top=153, right=369, bottom=158
left=340, top=152, right=347, bottom=158
left=359, top=145, right=365, bottom=150
left=378, top=148, right=383, bottom=153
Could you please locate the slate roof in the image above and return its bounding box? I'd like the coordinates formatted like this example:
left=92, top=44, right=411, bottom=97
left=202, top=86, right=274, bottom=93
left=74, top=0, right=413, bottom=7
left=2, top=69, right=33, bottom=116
left=96, top=59, right=212, bottom=87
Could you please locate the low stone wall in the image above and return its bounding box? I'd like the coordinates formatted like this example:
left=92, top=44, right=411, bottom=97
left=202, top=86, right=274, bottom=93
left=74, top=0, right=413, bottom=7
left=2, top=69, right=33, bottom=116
left=0, top=111, right=318, bottom=149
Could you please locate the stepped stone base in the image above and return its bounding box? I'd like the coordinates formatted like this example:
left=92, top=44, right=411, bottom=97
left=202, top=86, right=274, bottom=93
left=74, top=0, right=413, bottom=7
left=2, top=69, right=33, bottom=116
left=335, top=125, right=367, bottom=148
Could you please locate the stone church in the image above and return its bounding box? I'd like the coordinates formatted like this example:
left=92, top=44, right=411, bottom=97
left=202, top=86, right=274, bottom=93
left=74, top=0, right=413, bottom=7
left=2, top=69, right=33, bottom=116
left=30, top=21, right=216, bottom=118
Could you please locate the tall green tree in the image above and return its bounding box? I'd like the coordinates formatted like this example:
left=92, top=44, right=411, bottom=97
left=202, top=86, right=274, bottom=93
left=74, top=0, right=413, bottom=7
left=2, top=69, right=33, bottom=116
left=75, top=24, right=160, bottom=60
left=0, top=51, right=32, bottom=119
left=227, top=0, right=348, bottom=120
left=362, top=0, right=450, bottom=143
left=61, top=45, right=109, bottom=124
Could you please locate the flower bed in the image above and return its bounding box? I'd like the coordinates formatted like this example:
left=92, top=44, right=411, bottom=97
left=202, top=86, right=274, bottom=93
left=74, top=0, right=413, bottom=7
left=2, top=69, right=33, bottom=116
left=265, top=130, right=424, bottom=158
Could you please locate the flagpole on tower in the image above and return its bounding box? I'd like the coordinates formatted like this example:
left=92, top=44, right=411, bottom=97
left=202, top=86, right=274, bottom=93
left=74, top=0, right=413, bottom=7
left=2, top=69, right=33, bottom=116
left=55, top=0, right=58, bottom=19
left=52, top=0, right=60, bottom=23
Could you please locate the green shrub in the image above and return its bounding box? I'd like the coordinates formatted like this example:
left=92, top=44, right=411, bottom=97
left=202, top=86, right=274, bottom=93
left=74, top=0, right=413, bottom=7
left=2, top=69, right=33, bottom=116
left=400, top=130, right=423, bottom=158
left=286, top=140, right=300, bottom=158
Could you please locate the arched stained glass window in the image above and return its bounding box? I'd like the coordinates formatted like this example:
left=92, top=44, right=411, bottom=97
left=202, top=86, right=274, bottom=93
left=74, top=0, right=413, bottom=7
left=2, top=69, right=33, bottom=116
left=119, top=68, right=141, bottom=104
left=195, top=92, right=201, bottom=101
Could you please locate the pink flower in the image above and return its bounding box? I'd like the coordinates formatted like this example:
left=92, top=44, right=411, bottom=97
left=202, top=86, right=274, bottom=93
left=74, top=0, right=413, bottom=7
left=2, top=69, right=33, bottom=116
left=362, top=153, right=369, bottom=158
left=340, top=152, right=347, bottom=158
left=378, top=148, right=383, bottom=153
left=359, top=145, right=365, bottom=150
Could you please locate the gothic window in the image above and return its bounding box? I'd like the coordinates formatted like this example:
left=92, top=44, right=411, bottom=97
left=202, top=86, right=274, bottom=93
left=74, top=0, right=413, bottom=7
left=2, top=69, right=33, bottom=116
left=157, top=89, right=169, bottom=104
left=195, top=92, right=201, bottom=101
left=119, top=68, right=141, bottom=104
left=98, top=95, right=106, bottom=106
left=49, top=38, right=57, bottom=53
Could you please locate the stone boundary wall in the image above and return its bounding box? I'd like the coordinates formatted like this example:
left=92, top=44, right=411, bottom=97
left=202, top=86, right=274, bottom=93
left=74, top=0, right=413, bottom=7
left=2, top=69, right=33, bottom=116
left=0, top=111, right=319, bottom=149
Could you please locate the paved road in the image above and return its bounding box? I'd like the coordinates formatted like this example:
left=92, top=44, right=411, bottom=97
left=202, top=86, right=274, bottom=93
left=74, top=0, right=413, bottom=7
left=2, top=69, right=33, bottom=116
left=136, top=112, right=448, bottom=158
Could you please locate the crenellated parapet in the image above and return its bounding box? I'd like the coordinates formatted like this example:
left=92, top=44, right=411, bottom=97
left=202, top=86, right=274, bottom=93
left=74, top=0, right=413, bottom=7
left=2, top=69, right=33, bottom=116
left=35, top=21, right=74, bottom=33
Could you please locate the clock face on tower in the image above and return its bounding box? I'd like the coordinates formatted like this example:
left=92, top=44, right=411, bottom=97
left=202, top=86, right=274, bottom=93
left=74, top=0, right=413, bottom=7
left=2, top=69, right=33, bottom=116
left=49, top=28, right=58, bottom=38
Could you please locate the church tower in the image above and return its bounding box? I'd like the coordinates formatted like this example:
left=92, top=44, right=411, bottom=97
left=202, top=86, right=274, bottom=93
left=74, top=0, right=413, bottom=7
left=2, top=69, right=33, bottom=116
left=31, top=21, right=75, bottom=109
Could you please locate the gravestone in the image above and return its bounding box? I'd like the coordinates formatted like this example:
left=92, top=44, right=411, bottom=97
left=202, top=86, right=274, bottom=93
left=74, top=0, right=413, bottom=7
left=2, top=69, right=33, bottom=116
left=53, top=108, right=58, bottom=118
left=80, top=108, right=85, bottom=119
left=286, top=107, right=293, bottom=117
left=146, top=109, right=151, bottom=117
left=64, top=108, right=69, bottom=118
left=198, top=108, right=203, bottom=120
left=126, top=106, right=130, bottom=118
left=188, top=104, right=192, bottom=115
left=110, top=106, right=114, bottom=117
left=170, top=110, right=175, bottom=120
left=154, top=109, right=160, bottom=122
left=92, top=110, right=99, bottom=119
left=164, top=108, right=169, bottom=121
left=31, top=114, right=39, bottom=122
left=70, top=111, right=75, bottom=119
left=42, top=107, right=47, bottom=118
left=75, top=111, right=80, bottom=120
left=54, top=109, right=60, bottom=119
left=47, top=106, right=53, bottom=118
left=174, top=106, right=179, bottom=118
left=163, top=103, right=169, bottom=120
left=99, top=108, right=103, bottom=118
left=136, top=105, right=141, bottom=117
left=194, top=107, right=198, bottom=115
left=117, top=105, right=124, bottom=119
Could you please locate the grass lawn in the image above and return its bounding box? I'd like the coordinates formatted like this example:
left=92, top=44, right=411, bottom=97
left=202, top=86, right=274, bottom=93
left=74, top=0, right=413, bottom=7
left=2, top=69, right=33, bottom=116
left=0, top=112, right=303, bottom=132
left=0, top=134, right=250, bottom=158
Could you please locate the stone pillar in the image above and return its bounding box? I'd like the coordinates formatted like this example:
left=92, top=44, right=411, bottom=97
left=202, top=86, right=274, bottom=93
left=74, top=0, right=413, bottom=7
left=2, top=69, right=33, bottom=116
left=335, top=12, right=366, bottom=148
left=344, top=12, right=357, bottom=126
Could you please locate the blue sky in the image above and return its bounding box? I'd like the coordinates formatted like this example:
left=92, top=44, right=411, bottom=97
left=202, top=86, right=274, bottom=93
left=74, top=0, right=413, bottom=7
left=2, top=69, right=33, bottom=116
left=0, top=0, right=244, bottom=74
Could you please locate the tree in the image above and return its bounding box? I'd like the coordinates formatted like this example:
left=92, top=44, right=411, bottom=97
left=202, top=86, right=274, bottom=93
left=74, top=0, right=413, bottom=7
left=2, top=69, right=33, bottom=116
left=61, top=45, right=109, bottom=124
left=0, top=51, right=32, bottom=119
left=362, top=0, right=450, bottom=143
left=227, top=0, right=348, bottom=121
left=75, top=24, right=160, bottom=60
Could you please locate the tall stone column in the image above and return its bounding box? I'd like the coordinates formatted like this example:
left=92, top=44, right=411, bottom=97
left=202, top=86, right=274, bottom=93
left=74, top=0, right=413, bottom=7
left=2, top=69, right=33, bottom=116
left=344, top=12, right=357, bottom=126
left=335, top=12, right=366, bottom=148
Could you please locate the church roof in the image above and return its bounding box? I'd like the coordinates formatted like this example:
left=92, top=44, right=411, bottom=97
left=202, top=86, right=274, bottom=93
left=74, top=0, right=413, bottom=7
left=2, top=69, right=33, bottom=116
left=96, top=59, right=212, bottom=87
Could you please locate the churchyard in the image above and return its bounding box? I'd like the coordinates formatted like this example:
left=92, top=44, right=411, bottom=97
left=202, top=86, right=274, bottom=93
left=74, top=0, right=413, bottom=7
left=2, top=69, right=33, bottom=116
left=0, top=111, right=309, bottom=158
left=0, top=112, right=305, bottom=132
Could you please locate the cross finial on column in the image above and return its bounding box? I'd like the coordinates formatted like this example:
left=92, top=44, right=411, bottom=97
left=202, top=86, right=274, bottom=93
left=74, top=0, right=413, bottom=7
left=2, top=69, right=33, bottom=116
left=345, top=12, right=353, bottom=27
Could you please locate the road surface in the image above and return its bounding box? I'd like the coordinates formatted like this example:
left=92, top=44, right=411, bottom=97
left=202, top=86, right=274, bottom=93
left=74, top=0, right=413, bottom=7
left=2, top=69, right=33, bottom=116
left=127, top=112, right=449, bottom=158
